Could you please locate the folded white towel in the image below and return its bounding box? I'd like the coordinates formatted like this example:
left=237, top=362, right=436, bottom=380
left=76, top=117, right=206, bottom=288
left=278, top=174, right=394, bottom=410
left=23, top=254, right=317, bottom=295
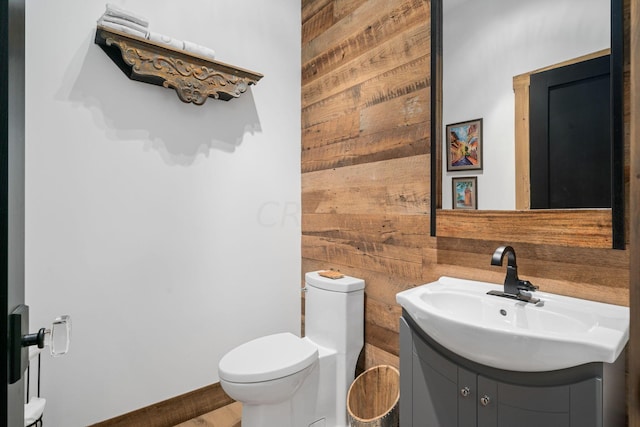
left=104, top=3, right=149, bottom=28
left=24, top=397, right=46, bottom=426
left=97, top=18, right=148, bottom=38
left=99, top=14, right=148, bottom=34
left=183, top=40, right=216, bottom=60
left=146, top=31, right=184, bottom=50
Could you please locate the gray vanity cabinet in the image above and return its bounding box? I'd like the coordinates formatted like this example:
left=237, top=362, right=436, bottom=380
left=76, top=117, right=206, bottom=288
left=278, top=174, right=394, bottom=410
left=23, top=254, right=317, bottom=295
left=400, top=315, right=624, bottom=427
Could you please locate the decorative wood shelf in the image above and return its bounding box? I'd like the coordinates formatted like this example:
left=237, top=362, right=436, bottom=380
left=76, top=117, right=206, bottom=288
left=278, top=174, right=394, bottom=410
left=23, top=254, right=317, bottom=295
left=95, top=26, right=263, bottom=105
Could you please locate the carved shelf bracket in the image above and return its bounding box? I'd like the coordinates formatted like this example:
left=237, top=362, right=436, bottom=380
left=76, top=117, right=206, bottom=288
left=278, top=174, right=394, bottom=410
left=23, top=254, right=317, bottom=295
left=95, top=26, right=263, bottom=105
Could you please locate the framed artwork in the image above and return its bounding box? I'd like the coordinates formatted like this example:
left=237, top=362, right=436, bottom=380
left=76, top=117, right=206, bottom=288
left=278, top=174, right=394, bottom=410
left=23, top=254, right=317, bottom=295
left=452, top=177, right=477, bottom=209
left=446, top=118, right=483, bottom=171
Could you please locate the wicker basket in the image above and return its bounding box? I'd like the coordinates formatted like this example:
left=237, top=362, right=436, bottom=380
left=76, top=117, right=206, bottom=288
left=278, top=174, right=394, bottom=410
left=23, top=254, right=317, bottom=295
left=347, top=365, right=400, bottom=427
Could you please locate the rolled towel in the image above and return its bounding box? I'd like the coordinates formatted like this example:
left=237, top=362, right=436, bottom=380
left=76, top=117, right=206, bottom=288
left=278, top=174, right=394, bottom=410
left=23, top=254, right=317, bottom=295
left=24, top=397, right=46, bottom=426
left=99, top=14, right=148, bottom=34
left=146, top=31, right=184, bottom=50
left=97, top=18, right=148, bottom=38
left=104, top=3, right=149, bottom=28
left=183, top=40, right=216, bottom=61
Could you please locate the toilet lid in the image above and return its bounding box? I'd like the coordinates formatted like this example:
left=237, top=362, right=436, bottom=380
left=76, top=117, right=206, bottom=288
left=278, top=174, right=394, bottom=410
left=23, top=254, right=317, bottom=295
left=306, top=271, right=365, bottom=292
left=218, top=332, right=318, bottom=383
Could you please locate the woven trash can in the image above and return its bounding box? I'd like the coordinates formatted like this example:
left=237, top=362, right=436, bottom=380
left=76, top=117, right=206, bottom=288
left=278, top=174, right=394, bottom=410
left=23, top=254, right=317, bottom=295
left=347, top=365, right=399, bottom=427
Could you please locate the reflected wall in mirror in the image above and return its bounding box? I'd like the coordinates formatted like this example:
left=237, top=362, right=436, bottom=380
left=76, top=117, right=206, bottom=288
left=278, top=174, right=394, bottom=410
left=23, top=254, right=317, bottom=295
left=430, top=0, right=625, bottom=249
left=441, top=0, right=609, bottom=210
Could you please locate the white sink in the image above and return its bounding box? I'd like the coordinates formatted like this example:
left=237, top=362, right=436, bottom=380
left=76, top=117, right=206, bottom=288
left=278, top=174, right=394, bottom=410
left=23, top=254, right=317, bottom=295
left=396, top=276, right=629, bottom=372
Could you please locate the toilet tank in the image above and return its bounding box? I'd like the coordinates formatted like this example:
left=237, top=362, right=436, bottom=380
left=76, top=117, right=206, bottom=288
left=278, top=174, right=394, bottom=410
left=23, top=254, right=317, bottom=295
left=304, top=271, right=365, bottom=355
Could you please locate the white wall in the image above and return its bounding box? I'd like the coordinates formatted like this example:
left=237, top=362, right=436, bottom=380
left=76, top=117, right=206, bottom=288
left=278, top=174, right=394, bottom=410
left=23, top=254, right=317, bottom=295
left=24, top=1, right=301, bottom=425
left=442, top=0, right=609, bottom=210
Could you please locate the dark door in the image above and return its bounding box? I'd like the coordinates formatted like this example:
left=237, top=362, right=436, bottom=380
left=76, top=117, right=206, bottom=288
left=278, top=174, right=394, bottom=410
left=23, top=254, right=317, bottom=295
left=529, top=55, right=611, bottom=209
left=1, top=0, right=26, bottom=425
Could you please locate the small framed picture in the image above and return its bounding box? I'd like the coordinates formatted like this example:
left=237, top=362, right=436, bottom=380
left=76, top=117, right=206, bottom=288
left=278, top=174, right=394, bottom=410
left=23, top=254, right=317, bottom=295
left=452, top=177, right=477, bottom=210
left=446, top=118, right=483, bottom=171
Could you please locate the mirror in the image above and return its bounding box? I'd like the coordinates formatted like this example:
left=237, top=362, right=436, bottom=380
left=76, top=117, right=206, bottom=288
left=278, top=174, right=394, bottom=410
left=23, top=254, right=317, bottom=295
left=430, top=0, right=625, bottom=248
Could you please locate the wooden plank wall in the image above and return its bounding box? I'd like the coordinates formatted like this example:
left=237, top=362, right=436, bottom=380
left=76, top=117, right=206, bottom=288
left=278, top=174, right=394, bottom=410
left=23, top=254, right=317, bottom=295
left=301, top=0, right=630, bottom=374
left=302, top=0, right=432, bottom=369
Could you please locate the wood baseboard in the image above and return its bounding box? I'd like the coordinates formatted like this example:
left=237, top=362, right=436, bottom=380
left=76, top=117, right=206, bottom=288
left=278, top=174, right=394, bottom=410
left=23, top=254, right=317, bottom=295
left=90, top=382, right=234, bottom=427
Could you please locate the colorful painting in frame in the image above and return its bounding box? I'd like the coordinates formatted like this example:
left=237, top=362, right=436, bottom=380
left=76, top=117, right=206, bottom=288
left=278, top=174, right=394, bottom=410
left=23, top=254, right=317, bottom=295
left=452, top=177, right=477, bottom=209
left=446, top=118, right=482, bottom=171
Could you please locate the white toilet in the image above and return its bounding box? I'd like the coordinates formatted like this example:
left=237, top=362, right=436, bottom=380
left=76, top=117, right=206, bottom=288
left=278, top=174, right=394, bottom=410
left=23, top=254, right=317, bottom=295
left=218, top=271, right=365, bottom=427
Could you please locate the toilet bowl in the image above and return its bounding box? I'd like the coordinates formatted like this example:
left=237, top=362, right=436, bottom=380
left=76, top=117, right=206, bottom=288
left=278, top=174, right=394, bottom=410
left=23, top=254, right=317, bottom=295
left=219, top=332, right=318, bottom=405
left=217, top=271, right=365, bottom=427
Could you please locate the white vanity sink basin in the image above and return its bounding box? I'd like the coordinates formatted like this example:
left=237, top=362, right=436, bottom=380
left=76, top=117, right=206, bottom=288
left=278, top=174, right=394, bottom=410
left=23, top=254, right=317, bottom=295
left=396, top=276, right=629, bottom=372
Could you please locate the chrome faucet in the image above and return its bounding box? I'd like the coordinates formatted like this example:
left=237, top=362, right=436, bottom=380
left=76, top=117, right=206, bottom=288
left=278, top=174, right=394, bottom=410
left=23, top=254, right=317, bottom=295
left=489, top=245, right=539, bottom=304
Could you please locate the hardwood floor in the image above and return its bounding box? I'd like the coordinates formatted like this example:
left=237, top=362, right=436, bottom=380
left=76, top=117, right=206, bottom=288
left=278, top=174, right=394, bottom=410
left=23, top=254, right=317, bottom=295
left=174, top=402, right=242, bottom=427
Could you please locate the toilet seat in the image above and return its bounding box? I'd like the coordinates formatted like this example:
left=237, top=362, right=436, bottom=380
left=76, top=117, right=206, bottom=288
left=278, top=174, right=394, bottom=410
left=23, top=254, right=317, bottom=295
left=219, top=332, right=318, bottom=383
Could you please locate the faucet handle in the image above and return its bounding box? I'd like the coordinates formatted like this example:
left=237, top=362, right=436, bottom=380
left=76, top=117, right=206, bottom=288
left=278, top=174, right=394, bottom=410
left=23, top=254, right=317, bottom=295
left=518, top=280, right=538, bottom=291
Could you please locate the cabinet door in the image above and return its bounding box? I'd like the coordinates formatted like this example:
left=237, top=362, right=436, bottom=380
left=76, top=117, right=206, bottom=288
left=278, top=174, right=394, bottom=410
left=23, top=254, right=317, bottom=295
left=412, top=346, right=459, bottom=426
left=477, top=376, right=602, bottom=427
left=457, top=367, right=477, bottom=427
left=401, top=319, right=460, bottom=426
left=477, top=376, right=498, bottom=427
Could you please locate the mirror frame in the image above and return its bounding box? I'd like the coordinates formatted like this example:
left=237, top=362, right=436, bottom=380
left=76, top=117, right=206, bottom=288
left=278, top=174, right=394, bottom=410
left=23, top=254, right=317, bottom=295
left=430, top=0, right=625, bottom=250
